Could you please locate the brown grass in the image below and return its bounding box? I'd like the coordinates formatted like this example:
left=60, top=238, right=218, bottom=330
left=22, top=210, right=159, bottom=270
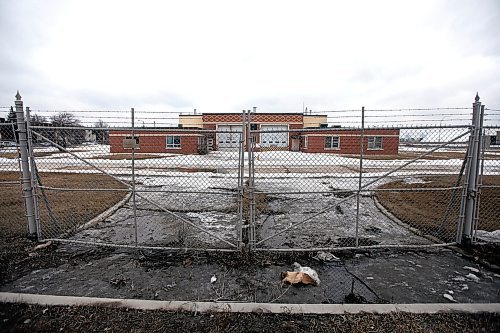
left=0, top=150, right=89, bottom=159
left=376, top=175, right=500, bottom=241
left=0, top=151, right=61, bottom=159
left=0, top=172, right=127, bottom=238
left=91, top=153, right=172, bottom=160
left=343, top=151, right=500, bottom=160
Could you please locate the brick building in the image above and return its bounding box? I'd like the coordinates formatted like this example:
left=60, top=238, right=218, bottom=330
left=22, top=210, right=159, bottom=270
left=109, top=113, right=399, bottom=155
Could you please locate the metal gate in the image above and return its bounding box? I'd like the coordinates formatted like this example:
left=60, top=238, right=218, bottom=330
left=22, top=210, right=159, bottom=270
left=8, top=95, right=495, bottom=252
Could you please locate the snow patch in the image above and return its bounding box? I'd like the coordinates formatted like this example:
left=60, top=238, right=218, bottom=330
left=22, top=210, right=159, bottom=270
left=466, top=273, right=480, bottom=282
left=187, top=212, right=218, bottom=224
left=475, top=230, right=500, bottom=243
left=402, top=176, right=429, bottom=184
left=463, top=266, right=479, bottom=273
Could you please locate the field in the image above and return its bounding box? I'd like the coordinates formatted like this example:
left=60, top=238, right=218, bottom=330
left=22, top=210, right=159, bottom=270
left=376, top=175, right=500, bottom=239
left=0, top=172, right=126, bottom=237
left=0, top=172, right=126, bottom=285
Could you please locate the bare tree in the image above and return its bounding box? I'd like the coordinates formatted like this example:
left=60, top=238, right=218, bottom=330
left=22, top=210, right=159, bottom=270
left=29, top=114, right=49, bottom=144
left=50, top=112, right=84, bottom=149
left=2, top=107, right=17, bottom=141
left=93, top=119, right=109, bottom=144
left=30, top=114, right=48, bottom=126
left=51, top=112, right=81, bottom=127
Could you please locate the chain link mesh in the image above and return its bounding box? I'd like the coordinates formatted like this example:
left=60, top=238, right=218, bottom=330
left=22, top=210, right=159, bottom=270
left=252, top=126, right=471, bottom=249
left=31, top=126, right=242, bottom=250
left=0, top=123, right=25, bottom=238
left=3, top=107, right=498, bottom=251
left=474, top=126, right=500, bottom=242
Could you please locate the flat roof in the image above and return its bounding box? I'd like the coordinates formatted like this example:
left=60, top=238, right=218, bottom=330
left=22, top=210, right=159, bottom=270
left=179, top=113, right=327, bottom=116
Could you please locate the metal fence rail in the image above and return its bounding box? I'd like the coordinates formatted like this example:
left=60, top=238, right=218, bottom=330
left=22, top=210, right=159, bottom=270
left=1, top=94, right=498, bottom=252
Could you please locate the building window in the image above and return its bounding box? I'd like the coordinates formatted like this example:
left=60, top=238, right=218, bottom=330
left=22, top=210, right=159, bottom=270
left=325, top=136, right=340, bottom=149
left=368, top=136, right=383, bottom=150
left=123, top=136, right=139, bottom=149
left=166, top=135, right=181, bottom=149
left=304, top=136, right=308, bottom=148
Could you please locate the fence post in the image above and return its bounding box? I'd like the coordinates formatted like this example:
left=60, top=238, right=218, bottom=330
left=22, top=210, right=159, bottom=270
left=236, top=110, right=246, bottom=250
left=355, top=107, right=365, bottom=247
left=25, top=106, right=41, bottom=238
left=461, top=93, right=482, bottom=246
left=14, top=91, right=37, bottom=236
left=131, top=107, right=138, bottom=246
left=246, top=109, right=256, bottom=250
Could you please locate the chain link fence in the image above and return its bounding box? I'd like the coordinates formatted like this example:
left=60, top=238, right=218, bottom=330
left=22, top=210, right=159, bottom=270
left=249, top=125, right=471, bottom=250
left=474, top=126, right=500, bottom=242
left=0, top=123, right=25, bottom=238
left=28, top=126, right=244, bottom=251
left=1, top=97, right=498, bottom=253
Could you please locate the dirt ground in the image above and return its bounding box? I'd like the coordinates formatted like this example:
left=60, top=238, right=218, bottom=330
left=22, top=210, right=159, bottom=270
left=376, top=175, right=500, bottom=242
left=342, top=151, right=500, bottom=160
left=91, top=153, right=171, bottom=160
left=1, top=303, right=499, bottom=333
left=0, top=172, right=126, bottom=237
left=0, top=172, right=126, bottom=284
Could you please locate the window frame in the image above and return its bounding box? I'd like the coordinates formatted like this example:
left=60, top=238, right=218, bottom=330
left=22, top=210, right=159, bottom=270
left=367, top=136, right=383, bottom=150
left=166, top=135, right=181, bottom=149
left=324, top=136, right=340, bottom=150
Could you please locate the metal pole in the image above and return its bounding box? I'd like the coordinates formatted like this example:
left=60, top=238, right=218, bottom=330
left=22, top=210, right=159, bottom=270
left=236, top=111, right=245, bottom=249
left=131, top=108, right=138, bottom=246
left=25, top=106, right=41, bottom=239
left=246, top=110, right=255, bottom=249
left=14, top=91, right=37, bottom=236
left=462, top=94, right=481, bottom=246
left=355, top=107, right=365, bottom=247
left=472, top=105, right=485, bottom=242
left=250, top=107, right=257, bottom=248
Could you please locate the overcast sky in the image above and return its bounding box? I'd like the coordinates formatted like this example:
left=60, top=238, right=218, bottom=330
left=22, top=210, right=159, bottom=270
left=1, top=0, right=499, bottom=121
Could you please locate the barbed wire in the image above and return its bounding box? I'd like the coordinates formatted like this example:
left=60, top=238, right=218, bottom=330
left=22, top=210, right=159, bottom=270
left=28, top=109, right=202, bottom=115
left=312, top=107, right=472, bottom=114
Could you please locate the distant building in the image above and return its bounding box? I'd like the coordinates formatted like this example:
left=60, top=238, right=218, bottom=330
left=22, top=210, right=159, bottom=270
left=484, top=130, right=500, bottom=148
left=109, top=113, right=399, bottom=155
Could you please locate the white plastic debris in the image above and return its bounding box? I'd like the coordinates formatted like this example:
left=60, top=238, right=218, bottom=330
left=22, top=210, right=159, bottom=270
left=463, top=266, right=479, bottom=273
left=210, top=275, right=217, bottom=284
left=293, top=262, right=320, bottom=285
left=465, top=273, right=480, bottom=282
left=448, top=290, right=454, bottom=294
left=366, top=276, right=374, bottom=280
left=313, top=251, right=340, bottom=262
left=34, top=241, right=52, bottom=251
left=443, top=294, right=457, bottom=302
left=460, top=284, right=469, bottom=291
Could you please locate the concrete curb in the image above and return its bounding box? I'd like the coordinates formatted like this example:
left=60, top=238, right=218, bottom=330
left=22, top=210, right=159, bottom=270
left=1, top=293, right=499, bottom=314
